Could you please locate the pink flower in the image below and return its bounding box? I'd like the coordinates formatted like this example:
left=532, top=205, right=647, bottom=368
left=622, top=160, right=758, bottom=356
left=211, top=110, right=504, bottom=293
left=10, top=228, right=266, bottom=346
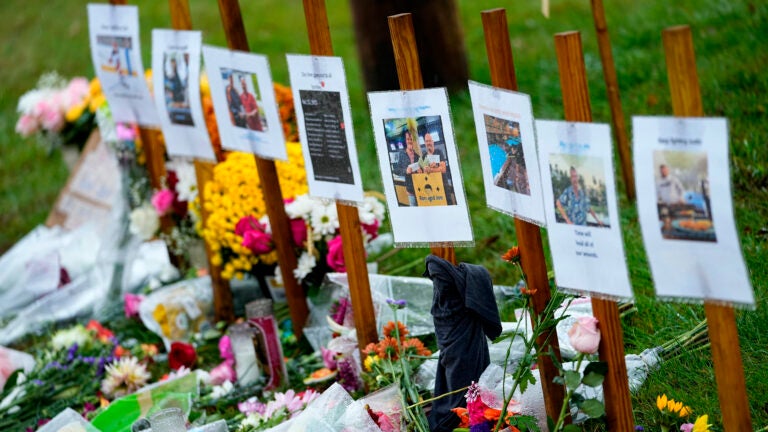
left=116, top=123, right=137, bottom=141
left=568, top=316, right=601, bottom=354
left=361, top=219, right=380, bottom=240
left=36, top=100, right=64, bottom=132
left=151, top=189, right=175, bottom=216
left=290, top=218, right=307, bottom=247
left=218, top=335, right=233, bottom=362
left=273, top=389, right=303, bottom=414
left=242, top=229, right=273, bottom=254
left=65, top=78, right=89, bottom=105
left=326, top=235, right=346, bottom=272
left=235, top=215, right=263, bottom=237
left=238, top=397, right=266, bottom=415
left=299, top=389, right=319, bottom=405
left=209, top=360, right=236, bottom=385
left=15, top=114, right=39, bottom=137
left=321, top=347, right=337, bottom=370
left=123, top=293, right=144, bottom=318
left=680, top=424, right=694, bottom=432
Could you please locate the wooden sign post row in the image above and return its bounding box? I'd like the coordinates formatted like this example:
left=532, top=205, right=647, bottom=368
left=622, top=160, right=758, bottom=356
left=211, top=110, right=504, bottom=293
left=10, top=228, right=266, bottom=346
left=388, top=13, right=456, bottom=266
left=554, top=31, right=635, bottom=431
left=167, top=0, right=235, bottom=323
left=480, top=8, right=565, bottom=423
left=216, top=0, right=309, bottom=337
left=301, top=0, right=378, bottom=350
left=662, top=25, right=753, bottom=431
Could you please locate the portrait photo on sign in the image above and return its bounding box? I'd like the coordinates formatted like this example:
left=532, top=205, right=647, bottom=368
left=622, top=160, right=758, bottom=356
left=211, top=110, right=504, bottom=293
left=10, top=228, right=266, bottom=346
left=220, top=68, right=268, bottom=132
left=549, top=154, right=610, bottom=229
left=653, top=150, right=716, bottom=242
left=163, top=51, right=193, bottom=126
left=484, top=114, right=530, bottom=195
left=96, top=35, right=136, bottom=88
left=383, top=116, right=455, bottom=207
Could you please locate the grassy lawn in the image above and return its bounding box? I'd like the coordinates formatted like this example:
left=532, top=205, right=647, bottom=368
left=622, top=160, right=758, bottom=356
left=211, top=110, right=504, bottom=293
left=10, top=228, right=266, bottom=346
left=0, top=0, right=766, bottom=429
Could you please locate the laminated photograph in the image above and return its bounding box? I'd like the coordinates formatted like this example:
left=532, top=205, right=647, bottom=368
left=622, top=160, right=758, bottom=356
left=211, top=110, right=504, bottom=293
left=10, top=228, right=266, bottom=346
left=87, top=4, right=159, bottom=126
left=468, top=81, right=545, bottom=225
left=286, top=54, right=363, bottom=203
left=202, top=45, right=286, bottom=160
left=633, top=116, right=754, bottom=306
left=537, top=120, right=632, bottom=299
left=151, top=30, right=214, bottom=161
left=368, top=88, right=473, bottom=247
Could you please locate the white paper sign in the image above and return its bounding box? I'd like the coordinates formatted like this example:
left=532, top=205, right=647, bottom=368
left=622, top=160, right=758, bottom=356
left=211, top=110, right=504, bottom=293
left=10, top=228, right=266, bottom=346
left=286, top=54, right=364, bottom=203
left=537, top=120, right=632, bottom=299
left=468, top=81, right=546, bottom=225
left=368, top=88, right=473, bottom=247
left=151, top=30, right=214, bottom=161
left=633, top=116, right=754, bottom=306
left=202, top=45, right=286, bottom=160
left=87, top=4, right=159, bottom=126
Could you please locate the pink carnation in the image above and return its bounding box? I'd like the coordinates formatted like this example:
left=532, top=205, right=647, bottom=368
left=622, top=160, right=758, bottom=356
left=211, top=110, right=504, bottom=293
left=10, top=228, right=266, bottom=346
left=218, top=335, right=233, bottom=362
left=123, top=293, right=145, bottom=318
left=209, top=360, right=236, bottom=385
left=65, top=78, right=89, bottom=106
left=326, top=235, right=346, bottom=272
left=242, top=229, right=273, bottom=254
left=15, top=114, right=39, bottom=137
left=151, top=189, right=175, bottom=216
left=36, top=100, right=64, bottom=132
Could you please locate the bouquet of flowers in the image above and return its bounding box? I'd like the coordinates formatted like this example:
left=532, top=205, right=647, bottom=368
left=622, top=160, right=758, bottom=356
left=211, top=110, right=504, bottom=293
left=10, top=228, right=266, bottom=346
left=15, top=72, right=105, bottom=151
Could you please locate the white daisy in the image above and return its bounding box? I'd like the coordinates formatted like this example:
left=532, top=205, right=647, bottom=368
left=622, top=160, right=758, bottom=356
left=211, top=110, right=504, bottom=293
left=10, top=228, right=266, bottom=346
left=309, top=203, right=338, bottom=238
left=293, top=252, right=317, bottom=281
left=285, top=194, right=315, bottom=220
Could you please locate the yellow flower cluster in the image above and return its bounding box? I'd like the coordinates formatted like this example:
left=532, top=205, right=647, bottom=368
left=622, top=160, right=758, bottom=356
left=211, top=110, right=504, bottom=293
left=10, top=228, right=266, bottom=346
left=201, top=146, right=308, bottom=280
left=656, top=394, right=692, bottom=417
left=64, top=78, right=106, bottom=122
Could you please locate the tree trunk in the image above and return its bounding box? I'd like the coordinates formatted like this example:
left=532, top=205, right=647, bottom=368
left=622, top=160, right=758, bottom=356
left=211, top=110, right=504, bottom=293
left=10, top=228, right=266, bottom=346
left=349, top=0, right=469, bottom=92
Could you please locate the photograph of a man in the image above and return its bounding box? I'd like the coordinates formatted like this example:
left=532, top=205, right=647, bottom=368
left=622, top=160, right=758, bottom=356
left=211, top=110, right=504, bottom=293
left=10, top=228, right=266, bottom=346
left=549, top=154, right=610, bottom=228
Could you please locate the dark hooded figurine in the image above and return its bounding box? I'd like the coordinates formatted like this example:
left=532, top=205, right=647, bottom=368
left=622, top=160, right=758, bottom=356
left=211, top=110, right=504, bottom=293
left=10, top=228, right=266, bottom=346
left=423, top=254, right=502, bottom=431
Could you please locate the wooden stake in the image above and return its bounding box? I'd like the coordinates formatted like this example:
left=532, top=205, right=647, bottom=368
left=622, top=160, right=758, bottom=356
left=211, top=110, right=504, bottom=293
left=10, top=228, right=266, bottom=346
left=554, top=31, right=634, bottom=431
left=388, top=13, right=456, bottom=265
left=301, top=0, right=378, bottom=350
left=590, top=0, right=635, bottom=201
left=480, top=8, right=565, bottom=423
left=663, top=25, right=753, bottom=431
left=216, top=0, right=309, bottom=336
left=166, top=0, right=235, bottom=322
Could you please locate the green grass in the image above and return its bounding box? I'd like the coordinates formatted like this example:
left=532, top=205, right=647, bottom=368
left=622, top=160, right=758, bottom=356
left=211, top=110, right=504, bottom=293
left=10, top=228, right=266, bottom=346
left=1, top=0, right=766, bottom=430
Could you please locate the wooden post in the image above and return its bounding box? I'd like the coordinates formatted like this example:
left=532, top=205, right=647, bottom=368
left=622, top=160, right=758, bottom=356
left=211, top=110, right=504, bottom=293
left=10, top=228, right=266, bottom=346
left=663, top=25, right=753, bottom=431
left=388, top=13, right=456, bottom=265
left=301, top=0, right=379, bottom=350
left=590, top=0, right=635, bottom=201
left=554, top=31, right=634, bottom=430
left=216, top=0, right=309, bottom=336
left=167, top=0, right=235, bottom=322
left=480, top=8, right=566, bottom=423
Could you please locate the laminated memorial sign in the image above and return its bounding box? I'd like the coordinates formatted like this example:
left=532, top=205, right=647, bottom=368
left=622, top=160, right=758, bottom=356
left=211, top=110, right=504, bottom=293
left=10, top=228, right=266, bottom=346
left=536, top=120, right=632, bottom=299
left=632, top=116, right=754, bottom=306
left=286, top=54, right=363, bottom=203
left=468, top=81, right=545, bottom=225
left=87, top=4, right=158, bottom=126
left=151, top=30, right=214, bottom=161
left=202, top=46, right=286, bottom=160
left=368, top=88, right=473, bottom=247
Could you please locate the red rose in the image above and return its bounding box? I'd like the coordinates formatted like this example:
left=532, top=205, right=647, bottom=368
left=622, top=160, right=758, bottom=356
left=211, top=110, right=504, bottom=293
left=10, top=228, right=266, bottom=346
left=290, top=218, right=308, bottom=247
left=168, top=341, right=197, bottom=370
left=326, top=235, right=346, bottom=272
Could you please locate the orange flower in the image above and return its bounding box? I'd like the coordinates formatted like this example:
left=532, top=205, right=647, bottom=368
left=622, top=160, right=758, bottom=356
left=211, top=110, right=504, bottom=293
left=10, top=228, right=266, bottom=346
left=86, top=320, right=114, bottom=343
left=484, top=407, right=502, bottom=422
left=520, top=284, right=538, bottom=296
left=501, top=246, right=521, bottom=263
left=451, top=407, right=469, bottom=428
left=382, top=321, right=409, bottom=340
left=363, top=342, right=378, bottom=357
left=113, top=345, right=128, bottom=358
left=376, top=337, right=400, bottom=360
left=402, top=338, right=432, bottom=357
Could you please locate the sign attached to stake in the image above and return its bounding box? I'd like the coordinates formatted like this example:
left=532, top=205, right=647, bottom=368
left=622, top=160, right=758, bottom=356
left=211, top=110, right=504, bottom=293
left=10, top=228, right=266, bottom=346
left=633, top=116, right=754, bottom=306
left=286, top=54, right=363, bottom=203
left=468, top=81, right=545, bottom=225
left=537, top=120, right=632, bottom=299
left=151, top=30, right=214, bottom=161
left=87, top=4, right=159, bottom=126
left=368, top=88, right=473, bottom=247
left=202, top=45, right=286, bottom=160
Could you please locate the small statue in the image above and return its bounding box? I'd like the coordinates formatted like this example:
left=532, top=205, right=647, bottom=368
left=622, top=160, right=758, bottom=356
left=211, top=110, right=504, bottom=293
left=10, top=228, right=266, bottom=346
left=423, top=254, right=502, bottom=431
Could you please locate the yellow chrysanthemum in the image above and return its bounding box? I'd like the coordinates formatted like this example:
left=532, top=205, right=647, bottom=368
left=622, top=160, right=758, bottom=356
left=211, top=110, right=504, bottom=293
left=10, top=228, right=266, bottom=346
left=692, top=415, right=711, bottom=432
left=679, top=405, right=692, bottom=417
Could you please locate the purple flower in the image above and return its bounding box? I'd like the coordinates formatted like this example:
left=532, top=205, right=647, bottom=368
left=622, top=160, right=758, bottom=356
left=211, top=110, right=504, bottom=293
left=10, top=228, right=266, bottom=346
left=238, top=397, right=266, bottom=416
left=635, top=427, right=645, bottom=431
left=386, top=298, right=407, bottom=309
left=32, top=379, right=44, bottom=386
left=330, top=298, right=350, bottom=326
left=66, top=343, right=79, bottom=362
left=321, top=347, right=337, bottom=370
left=337, top=358, right=360, bottom=392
